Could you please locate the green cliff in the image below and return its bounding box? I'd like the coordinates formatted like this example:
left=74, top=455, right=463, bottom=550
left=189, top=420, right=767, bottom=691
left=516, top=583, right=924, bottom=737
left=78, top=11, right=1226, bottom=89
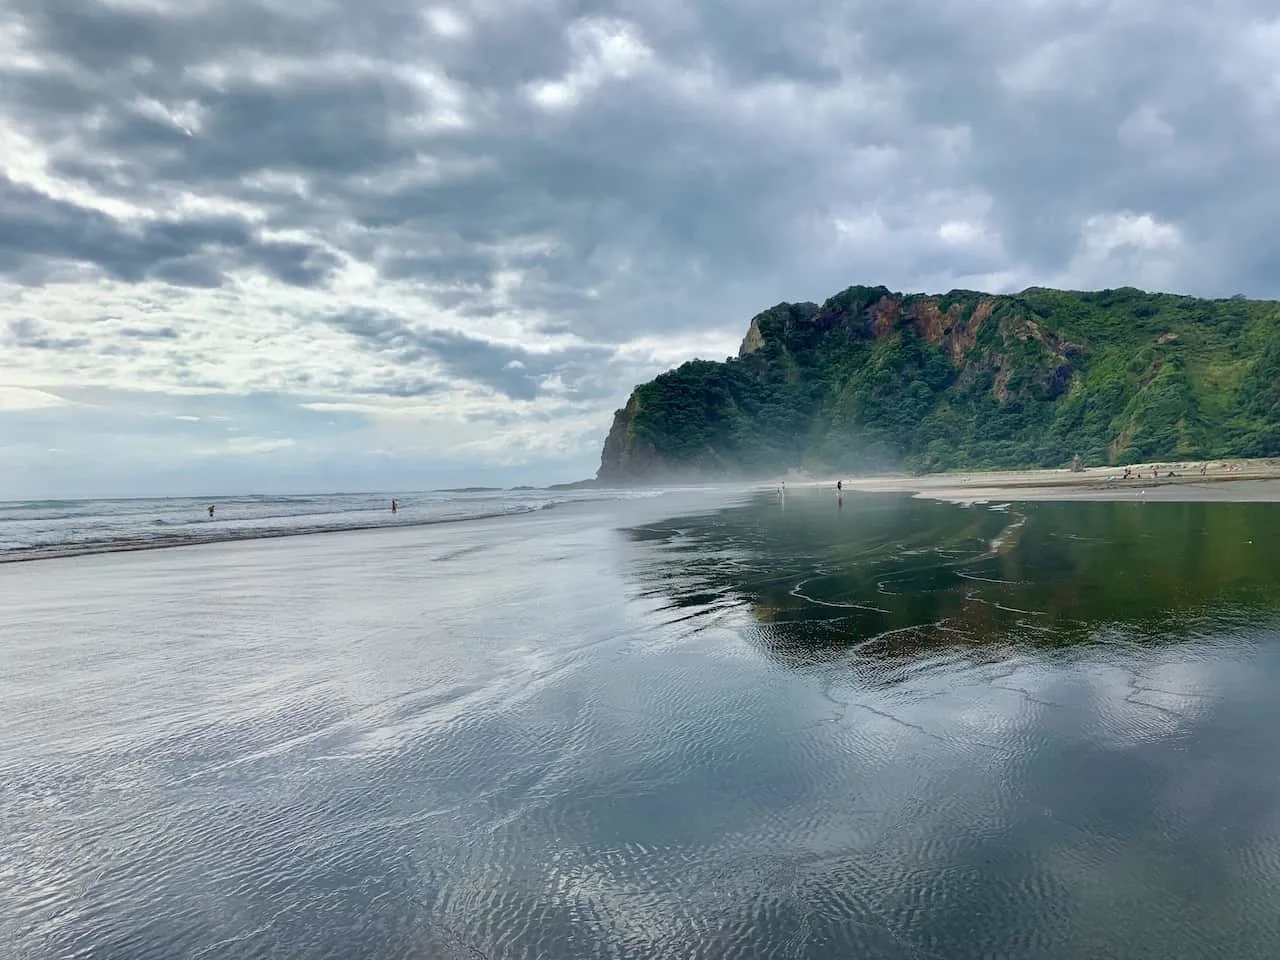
left=597, top=285, right=1280, bottom=481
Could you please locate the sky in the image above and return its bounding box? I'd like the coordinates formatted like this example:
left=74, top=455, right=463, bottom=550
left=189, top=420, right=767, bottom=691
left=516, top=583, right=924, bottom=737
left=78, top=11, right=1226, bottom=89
left=2, top=0, right=1279, bottom=498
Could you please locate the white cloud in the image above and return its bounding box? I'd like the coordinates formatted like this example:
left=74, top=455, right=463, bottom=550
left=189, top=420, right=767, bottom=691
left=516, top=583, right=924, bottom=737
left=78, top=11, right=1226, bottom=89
left=1060, top=211, right=1186, bottom=290
left=424, top=6, right=470, bottom=39
left=998, top=33, right=1099, bottom=99
left=0, top=386, right=68, bottom=411
left=937, top=220, right=983, bottom=245
left=217, top=436, right=297, bottom=455
left=452, top=412, right=607, bottom=465
left=527, top=17, right=653, bottom=111
left=1226, top=17, right=1280, bottom=116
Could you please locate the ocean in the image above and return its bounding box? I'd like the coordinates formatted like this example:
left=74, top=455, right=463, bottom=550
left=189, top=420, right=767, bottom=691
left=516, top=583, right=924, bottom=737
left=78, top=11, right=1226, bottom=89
left=0, top=487, right=678, bottom=562
left=4, top=486, right=1280, bottom=958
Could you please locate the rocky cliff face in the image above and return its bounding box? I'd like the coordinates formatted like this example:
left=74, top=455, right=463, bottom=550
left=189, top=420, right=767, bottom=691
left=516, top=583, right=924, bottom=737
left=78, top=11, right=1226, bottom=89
left=598, top=394, right=659, bottom=482
left=738, top=316, right=766, bottom=357
left=596, top=284, right=1280, bottom=482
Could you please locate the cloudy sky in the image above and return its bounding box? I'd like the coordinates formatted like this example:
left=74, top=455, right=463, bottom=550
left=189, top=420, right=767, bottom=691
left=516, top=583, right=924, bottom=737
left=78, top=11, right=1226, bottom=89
left=2, top=0, right=1277, bottom=498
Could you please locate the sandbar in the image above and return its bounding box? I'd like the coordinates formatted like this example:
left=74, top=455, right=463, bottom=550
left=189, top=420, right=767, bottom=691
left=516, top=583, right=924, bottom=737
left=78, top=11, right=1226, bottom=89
left=798, top=458, right=1280, bottom=504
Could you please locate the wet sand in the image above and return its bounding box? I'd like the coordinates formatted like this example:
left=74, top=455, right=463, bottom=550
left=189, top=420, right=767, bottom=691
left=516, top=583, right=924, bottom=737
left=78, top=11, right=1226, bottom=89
left=807, top=458, right=1280, bottom=504
left=7, top=486, right=1280, bottom=958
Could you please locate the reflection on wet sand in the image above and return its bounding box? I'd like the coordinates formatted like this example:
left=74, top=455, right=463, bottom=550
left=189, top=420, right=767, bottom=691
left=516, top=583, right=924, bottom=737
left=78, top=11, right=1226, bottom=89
left=625, top=490, right=1280, bottom=674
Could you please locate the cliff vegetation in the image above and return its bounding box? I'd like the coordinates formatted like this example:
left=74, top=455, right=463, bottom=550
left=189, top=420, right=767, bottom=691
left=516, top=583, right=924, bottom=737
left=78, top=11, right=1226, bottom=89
left=597, top=285, right=1280, bottom=481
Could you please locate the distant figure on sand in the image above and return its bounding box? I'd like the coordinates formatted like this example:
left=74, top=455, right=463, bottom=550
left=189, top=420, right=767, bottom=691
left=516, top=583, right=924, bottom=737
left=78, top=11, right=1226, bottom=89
left=391, top=499, right=398, bottom=514
left=208, top=504, right=215, bottom=518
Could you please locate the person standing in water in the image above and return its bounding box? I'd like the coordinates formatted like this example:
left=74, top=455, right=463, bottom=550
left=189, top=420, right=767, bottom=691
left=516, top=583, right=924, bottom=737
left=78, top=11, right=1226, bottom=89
left=208, top=504, right=215, bottom=518
left=391, top=499, right=398, bottom=514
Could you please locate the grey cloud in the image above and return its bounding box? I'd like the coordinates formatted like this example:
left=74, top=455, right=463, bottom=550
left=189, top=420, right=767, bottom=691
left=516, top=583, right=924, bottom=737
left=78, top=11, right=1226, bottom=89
left=3, top=0, right=864, bottom=330
left=419, top=327, right=609, bottom=401
left=99, top=344, right=143, bottom=359
left=812, top=0, right=1280, bottom=287
left=109, top=78, right=419, bottom=185
left=148, top=257, right=227, bottom=289
left=118, top=325, right=179, bottom=341
left=325, top=309, right=433, bottom=363
left=0, top=175, right=337, bottom=288
left=3, top=0, right=1280, bottom=398
left=367, top=379, right=445, bottom=399
left=8, top=0, right=442, bottom=188
left=325, top=309, right=613, bottom=401
left=13, top=0, right=380, bottom=74
left=254, top=240, right=342, bottom=288
left=6, top=317, right=90, bottom=350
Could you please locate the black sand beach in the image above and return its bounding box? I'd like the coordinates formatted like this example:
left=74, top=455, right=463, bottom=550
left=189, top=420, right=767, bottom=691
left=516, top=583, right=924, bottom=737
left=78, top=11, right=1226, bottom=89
left=5, top=487, right=1280, bottom=958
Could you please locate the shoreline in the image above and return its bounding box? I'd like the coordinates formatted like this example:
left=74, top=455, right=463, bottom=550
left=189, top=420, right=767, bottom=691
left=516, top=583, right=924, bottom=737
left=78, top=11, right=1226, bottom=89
left=7, top=463, right=1279, bottom=565
left=0, top=505, right=558, bottom=566
left=0, top=486, right=751, bottom=566
left=795, top=458, right=1280, bottom=503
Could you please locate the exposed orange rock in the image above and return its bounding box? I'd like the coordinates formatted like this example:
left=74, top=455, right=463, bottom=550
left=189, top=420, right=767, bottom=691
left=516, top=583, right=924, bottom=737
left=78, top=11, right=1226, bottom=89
left=904, top=297, right=991, bottom=363
left=739, top=316, right=766, bottom=356
left=870, top=296, right=899, bottom=338
left=910, top=299, right=951, bottom=346
left=960, top=297, right=995, bottom=358
left=993, top=362, right=1012, bottom=402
